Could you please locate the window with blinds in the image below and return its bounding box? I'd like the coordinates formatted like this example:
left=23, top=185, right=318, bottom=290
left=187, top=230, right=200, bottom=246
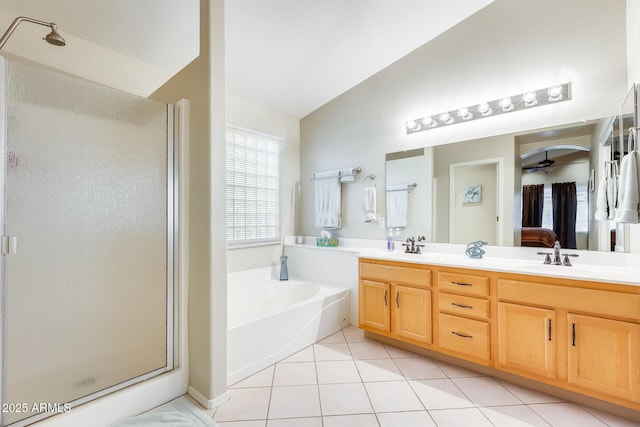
left=225, top=126, right=281, bottom=244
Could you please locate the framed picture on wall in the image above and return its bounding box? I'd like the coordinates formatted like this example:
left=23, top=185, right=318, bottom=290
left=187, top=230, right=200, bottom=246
left=462, top=184, right=482, bottom=203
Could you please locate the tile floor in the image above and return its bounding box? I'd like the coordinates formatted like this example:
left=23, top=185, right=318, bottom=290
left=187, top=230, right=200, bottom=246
left=208, top=326, right=638, bottom=427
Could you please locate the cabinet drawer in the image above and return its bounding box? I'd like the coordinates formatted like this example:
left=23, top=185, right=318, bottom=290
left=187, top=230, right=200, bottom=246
left=499, top=280, right=640, bottom=322
left=438, top=272, right=489, bottom=296
left=438, top=313, right=490, bottom=361
left=360, top=261, right=431, bottom=287
left=439, top=293, right=489, bottom=320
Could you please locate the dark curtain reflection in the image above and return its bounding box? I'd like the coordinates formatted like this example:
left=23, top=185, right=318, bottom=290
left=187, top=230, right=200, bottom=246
left=552, top=182, right=577, bottom=249
left=522, top=184, right=545, bottom=227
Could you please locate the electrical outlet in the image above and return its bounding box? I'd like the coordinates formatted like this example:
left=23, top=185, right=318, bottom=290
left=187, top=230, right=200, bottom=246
left=378, top=217, right=385, bottom=228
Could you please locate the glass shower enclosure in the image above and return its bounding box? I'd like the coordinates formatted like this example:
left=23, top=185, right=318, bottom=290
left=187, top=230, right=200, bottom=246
left=0, top=59, right=175, bottom=426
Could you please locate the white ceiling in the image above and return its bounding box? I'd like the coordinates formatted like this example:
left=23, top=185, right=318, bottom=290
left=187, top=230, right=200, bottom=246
left=225, top=0, right=494, bottom=119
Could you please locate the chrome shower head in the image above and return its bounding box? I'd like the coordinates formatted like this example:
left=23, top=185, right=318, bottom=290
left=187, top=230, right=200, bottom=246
left=0, top=16, right=66, bottom=50
left=44, top=24, right=65, bottom=47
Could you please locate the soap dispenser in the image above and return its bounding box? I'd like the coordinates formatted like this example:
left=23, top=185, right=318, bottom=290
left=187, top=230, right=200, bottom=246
left=387, top=229, right=395, bottom=251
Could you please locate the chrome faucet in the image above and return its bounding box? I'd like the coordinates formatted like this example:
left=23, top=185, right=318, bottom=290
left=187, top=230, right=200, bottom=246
left=402, top=236, right=425, bottom=254
left=537, top=240, right=579, bottom=266
left=552, top=240, right=562, bottom=265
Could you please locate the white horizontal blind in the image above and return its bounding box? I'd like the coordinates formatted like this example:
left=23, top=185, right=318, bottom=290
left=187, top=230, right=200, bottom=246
left=226, top=126, right=281, bottom=244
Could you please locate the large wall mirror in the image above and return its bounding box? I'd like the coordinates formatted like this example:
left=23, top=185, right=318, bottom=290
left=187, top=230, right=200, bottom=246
left=385, top=85, right=639, bottom=253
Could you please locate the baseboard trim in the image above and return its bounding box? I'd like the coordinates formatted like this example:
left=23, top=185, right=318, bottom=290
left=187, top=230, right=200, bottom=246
left=187, top=386, right=229, bottom=410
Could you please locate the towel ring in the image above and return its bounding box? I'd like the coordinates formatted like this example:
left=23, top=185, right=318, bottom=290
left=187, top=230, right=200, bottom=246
left=363, top=174, right=376, bottom=188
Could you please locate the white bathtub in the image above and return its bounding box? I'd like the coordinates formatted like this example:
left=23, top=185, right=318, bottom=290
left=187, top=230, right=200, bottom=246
left=227, top=271, right=350, bottom=385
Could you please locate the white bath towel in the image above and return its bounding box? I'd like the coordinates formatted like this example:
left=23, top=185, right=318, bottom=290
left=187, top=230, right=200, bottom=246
left=362, top=187, right=377, bottom=222
left=594, top=176, right=609, bottom=221
left=386, top=185, right=408, bottom=228
left=615, top=151, right=640, bottom=224
left=314, top=170, right=342, bottom=229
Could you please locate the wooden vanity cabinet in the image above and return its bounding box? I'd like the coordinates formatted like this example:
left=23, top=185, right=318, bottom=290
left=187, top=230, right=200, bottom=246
left=359, top=259, right=431, bottom=345
left=358, top=257, right=640, bottom=411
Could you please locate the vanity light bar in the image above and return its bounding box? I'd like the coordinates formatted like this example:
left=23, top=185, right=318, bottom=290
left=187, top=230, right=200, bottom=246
left=406, top=83, right=572, bottom=134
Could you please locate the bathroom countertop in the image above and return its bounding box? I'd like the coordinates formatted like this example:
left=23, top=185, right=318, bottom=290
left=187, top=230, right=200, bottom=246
left=357, top=249, right=640, bottom=287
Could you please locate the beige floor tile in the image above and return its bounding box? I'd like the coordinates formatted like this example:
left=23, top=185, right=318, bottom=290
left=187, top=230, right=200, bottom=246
left=452, top=376, right=522, bottom=406
left=313, top=343, right=353, bottom=361
left=318, top=331, right=347, bottom=344
left=377, top=411, right=437, bottom=427
left=318, top=383, right=373, bottom=416
left=429, top=408, right=494, bottom=427
left=409, top=379, right=474, bottom=410
left=394, top=357, right=447, bottom=380
left=230, top=366, right=275, bottom=388
left=355, top=359, right=403, bottom=382
left=280, top=346, right=315, bottom=363
left=529, top=403, right=607, bottom=427
left=273, top=361, right=317, bottom=386
left=316, top=360, right=362, bottom=384
left=266, top=417, right=322, bottom=427
left=364, top=381, right=424, bottom=412
left=348, top=342, right=390, bottom=359
left=214, top=388, right=271, bottom=422
left=480, top=405, right=550, bottom=427
left=322, top=414, right=379, bottom=427
left=268, top=385, right=321, bottom=419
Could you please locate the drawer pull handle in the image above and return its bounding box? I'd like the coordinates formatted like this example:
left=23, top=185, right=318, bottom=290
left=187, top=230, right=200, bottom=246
left=548, top=319, right=552, bottom=341
left=452, top=331, right=473, bottom=339
left=451, top=302, right=473, bottom=309
left=451, top=281, right=472, bottom=287
left=384, top=290, right=388, bottom=306
left=396, top=291, right=399, bottom=308
left=572, top=323, right=576, bottom=346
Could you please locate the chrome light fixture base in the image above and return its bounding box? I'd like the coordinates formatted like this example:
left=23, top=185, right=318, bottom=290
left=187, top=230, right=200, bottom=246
left=406, top=83, right=571, bottom=134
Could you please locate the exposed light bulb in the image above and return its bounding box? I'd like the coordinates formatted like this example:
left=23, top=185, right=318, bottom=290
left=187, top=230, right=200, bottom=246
left=439, top=112, right=454, bottom=124
left=522, top=92, right=538, bottom=107
left=422, top=117, right=437, bottom=128
left=406, top=120, right=420, bottom=131
left=499, top=97, right=514, bottom=112
left=548, top=85, right=563, bottom=101
left=477, top=102, right=493, bottom=116
left=458, top=108, right=473, bottom=120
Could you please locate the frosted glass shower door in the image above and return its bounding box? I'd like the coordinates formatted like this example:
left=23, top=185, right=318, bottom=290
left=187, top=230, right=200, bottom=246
left=1, top=60, right=172, bottom=426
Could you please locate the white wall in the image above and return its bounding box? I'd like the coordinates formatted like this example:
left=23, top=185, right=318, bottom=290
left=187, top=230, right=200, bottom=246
left=226, top=94, right=301, bottom=272
left=151, top=0, right=228, bottom=408
left=452, top=163, right=498, bottom=244
left=300, top=0, right=627, bottom=241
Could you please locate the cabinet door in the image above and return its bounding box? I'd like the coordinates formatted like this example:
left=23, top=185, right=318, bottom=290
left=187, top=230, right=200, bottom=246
left=359, top=280, right=390, bottom=332
left=567, top=314, right=640, bottom=402
left=393, top=285, right=432, bottom=344
left=497, top=303, right=556, bottom=379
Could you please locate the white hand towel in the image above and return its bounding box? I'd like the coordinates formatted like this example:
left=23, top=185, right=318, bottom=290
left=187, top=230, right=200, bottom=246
left=594, top=176, right=609, bottom=221
left=615, top=152, right=640, bottom=224
left=362, top=187, right=377, bottom=222
left=386, top=185, right=408, bottom=228
left=314, top=170, right=342, bottom=229
left=339, top=167, right=356, bottom=182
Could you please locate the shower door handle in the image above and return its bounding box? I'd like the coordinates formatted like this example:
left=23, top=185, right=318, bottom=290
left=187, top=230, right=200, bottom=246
left=1, top=236, right=17, bottom=255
